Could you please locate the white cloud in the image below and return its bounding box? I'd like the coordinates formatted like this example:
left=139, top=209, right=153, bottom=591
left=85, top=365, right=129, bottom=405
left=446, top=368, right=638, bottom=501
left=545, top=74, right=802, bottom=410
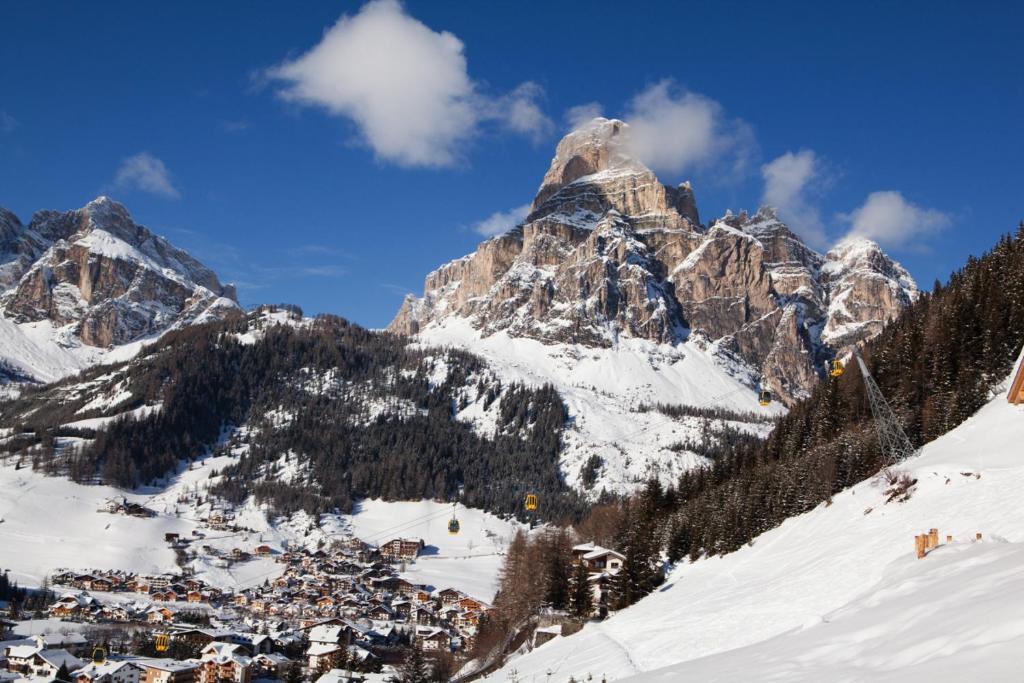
left=841, top=191, right=950, bottom=248
left=761, top=149, right=828, bottom=247
left=565, top=102, right=604, bottom=131
left=622, top=80, right=756, bottom=178
left=267, top=0, right=552, bottom=168
left=474, top=204, right=530, bottom=236
left=113, top=152, right=180, bottom=199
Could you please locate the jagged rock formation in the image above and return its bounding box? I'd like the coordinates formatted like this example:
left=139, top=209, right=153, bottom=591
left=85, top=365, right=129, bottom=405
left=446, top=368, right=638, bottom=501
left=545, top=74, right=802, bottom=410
left=0, top=197, right=239, bottom=380
left=391, top=118, right=918, bottom=404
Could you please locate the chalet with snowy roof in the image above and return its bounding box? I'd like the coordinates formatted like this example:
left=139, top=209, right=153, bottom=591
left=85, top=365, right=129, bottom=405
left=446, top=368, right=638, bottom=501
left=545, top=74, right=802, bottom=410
left=198, top=643, right=252, bottom=683
left=27, top=649, right=84, bottom=679
left=414, top=627, right=450, bottom=652
left=572, top=543, right=625, bottom=573
left=251, top=653, right=290, bottom=678
left=1009, top=345, right=1024, bottom=404
left=73, top=660, right=144, bottom=683
left=146, top=606, right=176, bottom=624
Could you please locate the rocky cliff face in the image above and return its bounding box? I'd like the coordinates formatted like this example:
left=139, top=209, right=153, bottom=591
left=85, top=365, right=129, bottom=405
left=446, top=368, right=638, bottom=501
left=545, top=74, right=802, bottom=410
left=0, top=197, right=239, bottom=364
left=391, top=118, right=918, bottom=404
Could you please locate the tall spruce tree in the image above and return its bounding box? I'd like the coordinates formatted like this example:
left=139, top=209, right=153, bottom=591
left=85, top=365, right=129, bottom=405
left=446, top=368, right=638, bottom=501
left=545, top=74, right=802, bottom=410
left=569, top=561, right=593, bottom=619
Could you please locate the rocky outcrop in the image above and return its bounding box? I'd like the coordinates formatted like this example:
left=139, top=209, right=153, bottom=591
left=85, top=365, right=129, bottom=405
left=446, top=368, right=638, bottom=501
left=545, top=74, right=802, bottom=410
left=0, top=197, right=239, bottom=349
left=820, top=237, right=919, bottom=351
left=391, top=118, right=917, bottom=404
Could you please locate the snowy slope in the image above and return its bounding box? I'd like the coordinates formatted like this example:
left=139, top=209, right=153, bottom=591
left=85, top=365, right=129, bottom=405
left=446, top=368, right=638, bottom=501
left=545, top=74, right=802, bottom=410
left=490, top=374, right=1024, bottom=682
left=347, top=499, right=525, bottom=601
left=0, top=452, right=520, bottom=602
left=0, top=318, right=92, bottom=384
left=630, top=542, right=1024, bottom=682
left=417, top=317, right=780, bottom=494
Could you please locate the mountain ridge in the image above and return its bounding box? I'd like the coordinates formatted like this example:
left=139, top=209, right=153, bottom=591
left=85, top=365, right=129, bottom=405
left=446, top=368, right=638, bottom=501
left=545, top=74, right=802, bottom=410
left=391, top=117, right=918, bottom=406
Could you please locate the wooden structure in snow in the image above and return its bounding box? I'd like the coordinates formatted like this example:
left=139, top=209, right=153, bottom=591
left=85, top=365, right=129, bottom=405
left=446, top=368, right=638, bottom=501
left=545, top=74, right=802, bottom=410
left=1009, top=345, right=1024, bottom=404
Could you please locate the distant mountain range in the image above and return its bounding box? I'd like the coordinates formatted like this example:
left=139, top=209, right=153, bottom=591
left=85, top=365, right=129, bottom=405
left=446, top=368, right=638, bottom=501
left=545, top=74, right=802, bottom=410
left=0, top=120, right=919, bottom=496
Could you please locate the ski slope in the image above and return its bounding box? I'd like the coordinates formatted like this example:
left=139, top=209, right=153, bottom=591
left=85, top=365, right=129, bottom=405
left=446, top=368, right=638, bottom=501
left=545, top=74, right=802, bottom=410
left=347, top=499, right=525, bottom=601
left=491, top=371, right=1024, bottom=682
left=417, top=317, right=781, bottom=495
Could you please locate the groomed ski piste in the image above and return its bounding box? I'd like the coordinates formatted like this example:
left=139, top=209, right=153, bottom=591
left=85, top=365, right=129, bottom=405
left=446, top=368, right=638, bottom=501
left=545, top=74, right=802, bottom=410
left=489, top=358, right=1024, bottom=682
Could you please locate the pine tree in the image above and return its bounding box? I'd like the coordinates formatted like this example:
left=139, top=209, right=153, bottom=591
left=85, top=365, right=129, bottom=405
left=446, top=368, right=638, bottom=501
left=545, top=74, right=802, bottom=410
left=543, top=538, right=572, bottom=610
left=395, top=646, right=431, bottom=683
left=569, top=561, right=593, bottom=619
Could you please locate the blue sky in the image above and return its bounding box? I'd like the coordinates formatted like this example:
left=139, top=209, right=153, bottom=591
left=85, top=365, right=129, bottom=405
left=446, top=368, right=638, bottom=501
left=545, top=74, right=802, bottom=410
left=1, top=1, right=1021, bottom=327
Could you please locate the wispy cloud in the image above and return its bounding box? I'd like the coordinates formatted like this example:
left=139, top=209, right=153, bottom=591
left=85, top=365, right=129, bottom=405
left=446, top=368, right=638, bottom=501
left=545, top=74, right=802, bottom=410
left=220, top=119, right=250, bottom=133
left=380, top=282, right=415, bottom=296
left=0, top=111, right=17, bottom=134
left=564, top=102, right=604, bottom=131
left=265, top=0, right=553, bottom=168
left=474, top=204, right=530, bottom=236
left=114, top=152, right=180, bottom=199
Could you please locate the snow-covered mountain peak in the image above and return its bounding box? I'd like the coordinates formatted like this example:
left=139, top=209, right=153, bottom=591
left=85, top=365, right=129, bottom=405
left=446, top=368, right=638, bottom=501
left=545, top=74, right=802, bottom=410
left=0, top=198, right=240, bottom=386
left=527, top=117, right=699, bottom=228
left=393, top=123, right=918, bottom=406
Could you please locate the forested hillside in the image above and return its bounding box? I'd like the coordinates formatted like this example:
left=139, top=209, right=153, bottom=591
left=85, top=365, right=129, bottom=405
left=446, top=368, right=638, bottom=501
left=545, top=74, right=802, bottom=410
left=0, top=311, right=583, bottom=520
left=563, top=224, right=1024, bottom=613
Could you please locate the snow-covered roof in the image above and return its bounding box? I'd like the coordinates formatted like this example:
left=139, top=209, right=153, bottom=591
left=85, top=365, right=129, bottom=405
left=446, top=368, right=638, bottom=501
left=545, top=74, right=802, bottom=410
left=36, top=649, right=84, bottom=669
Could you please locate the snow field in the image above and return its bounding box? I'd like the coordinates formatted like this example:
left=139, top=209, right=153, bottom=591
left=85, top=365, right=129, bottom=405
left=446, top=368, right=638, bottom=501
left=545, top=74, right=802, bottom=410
left=416, top=317, right=779, bottom=495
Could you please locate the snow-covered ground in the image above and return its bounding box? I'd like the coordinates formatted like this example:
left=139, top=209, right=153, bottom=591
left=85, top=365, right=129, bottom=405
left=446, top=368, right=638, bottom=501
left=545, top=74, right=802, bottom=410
left=0, top=452, right=519, bottom=602
left=347, top=499, right=524, bottom=601
left=490, top=373, right=1024, bottom=682
left=0, top=315, right=163, bottom=388
left=417, top=317, right=780, bottom=494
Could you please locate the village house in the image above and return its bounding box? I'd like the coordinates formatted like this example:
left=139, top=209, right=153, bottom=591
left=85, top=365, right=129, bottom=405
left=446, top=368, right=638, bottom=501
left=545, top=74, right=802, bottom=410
left=572, top=543, right=626, bottom=573
left=198, top=643, right=252, bottom=683
left=5, top=645, right=41, bottom=673
left=73, top=660, right=145, bottom=683
left=137, top=659, right=200, bottom=683
left=414, top=627, right=450, bottom=653
left=251, top=653, right=290, bottom=679
left=49, top=591, right=101, bottom=619
left=28, top=649, right=85, bottom=678
left=436, top=588, right=464, bottom=605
